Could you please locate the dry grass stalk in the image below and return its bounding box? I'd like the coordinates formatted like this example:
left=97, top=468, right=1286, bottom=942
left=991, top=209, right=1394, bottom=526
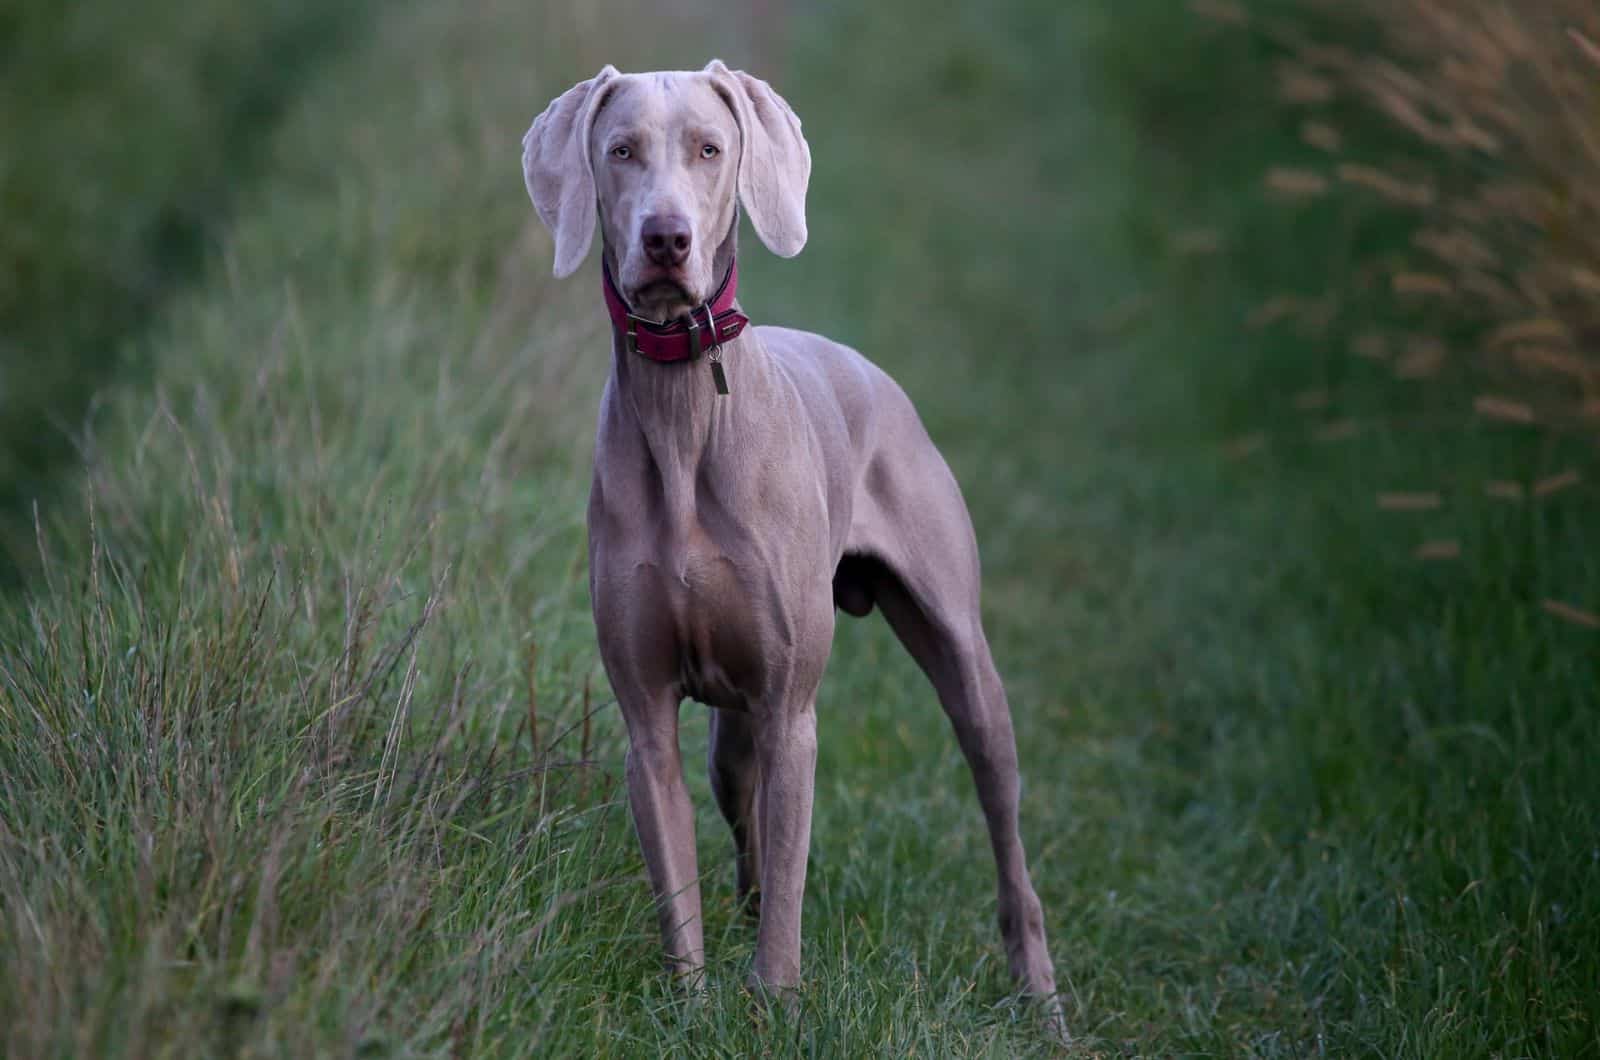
left=1542, top=599, right=1600, bottom=629
left=1451, top=121, right=1501, bottom=154
left=1336, top=163, right=1436, bottom=207
left=1572, top=268, right=1600, bottom=295
left=579, top=672, right=593, bottom=802
left=1277, top=64, right=1337, bottom=104
left=1478, top=181, right=1554, bottom=225
left=526, top=639, right=539, bottom=753
left=1266, top=167, right=1329, bottom=198
left=1511, top=346, right=1593, bottom=383
left=1378, top=491, right=1442, bottom=511
left=1458, top=271, right=1519, bottom=309
left=1302, top=120, right=1343, bottom=152
left=1473, top=395, right=1535, bottom=424
left=1412, top=228, right=1496, bottom=269
left=1395, top=337, right=1447, bottom=378
left=1533, top=469, right=1582, bottom=497
left=1189, top=0, right=1249, bottom=26
left=1392, top=272, right=1453, bottom=297
left=1415, top=539, right=1462, bottom=560
left=1486, top=318, right=1571, bottom=348
left=1570, top=28, right=1600, bottom=69
left=1483, top=480, right=1524, bottom=501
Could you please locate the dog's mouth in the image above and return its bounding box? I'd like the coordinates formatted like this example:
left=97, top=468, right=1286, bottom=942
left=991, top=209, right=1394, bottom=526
left=627, top=278, right=699, bottom=322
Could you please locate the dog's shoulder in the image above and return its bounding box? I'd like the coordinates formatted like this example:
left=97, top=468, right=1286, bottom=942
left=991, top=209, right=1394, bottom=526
left=753, top=324, right=898, bottom=395
left=753, top=324, right=924, bottom=457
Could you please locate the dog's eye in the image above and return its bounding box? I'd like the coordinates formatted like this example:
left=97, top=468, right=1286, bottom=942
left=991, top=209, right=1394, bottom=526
left=700, top=144, right=720, bottom=159
left=611, top=145, right=632, bottom=160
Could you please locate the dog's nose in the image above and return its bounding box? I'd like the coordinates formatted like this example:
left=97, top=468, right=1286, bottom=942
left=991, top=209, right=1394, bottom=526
left=641, top=214, right=692, bottom=267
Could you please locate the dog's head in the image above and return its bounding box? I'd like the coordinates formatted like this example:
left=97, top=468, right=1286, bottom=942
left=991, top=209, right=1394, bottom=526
left=522, top=61, right=811, bottom=322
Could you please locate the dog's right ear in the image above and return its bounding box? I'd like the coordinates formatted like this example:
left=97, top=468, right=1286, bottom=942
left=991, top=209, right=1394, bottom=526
left=522, top=66, right=620, bottom=278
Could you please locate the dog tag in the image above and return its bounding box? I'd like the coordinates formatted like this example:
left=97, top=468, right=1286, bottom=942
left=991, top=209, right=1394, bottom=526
left=709, top=351, right=729, bottom=395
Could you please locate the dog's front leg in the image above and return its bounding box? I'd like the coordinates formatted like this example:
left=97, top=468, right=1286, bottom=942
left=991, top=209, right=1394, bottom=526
left=621, top=699, right=705, bottom=983
left=749, top=701, right=819, bottom=997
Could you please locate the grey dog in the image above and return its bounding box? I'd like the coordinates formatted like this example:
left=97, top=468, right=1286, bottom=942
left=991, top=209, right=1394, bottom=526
left=523, top=60, right=1062, bottom=1027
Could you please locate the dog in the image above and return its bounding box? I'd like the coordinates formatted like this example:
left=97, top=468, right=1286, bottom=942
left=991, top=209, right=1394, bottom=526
left=523, top=60, right=1062, bottom=1028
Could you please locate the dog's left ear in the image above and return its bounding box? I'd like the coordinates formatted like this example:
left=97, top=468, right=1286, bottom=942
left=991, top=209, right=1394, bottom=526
left=704, top=60, right=811, bottom=258
left=523, top=65, right=620, bottom=277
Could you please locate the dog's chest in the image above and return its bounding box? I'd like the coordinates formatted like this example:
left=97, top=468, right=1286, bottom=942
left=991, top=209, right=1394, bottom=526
left=616, top=526, right=779, bottom=712
left=590, top=397, right=835, bottom=711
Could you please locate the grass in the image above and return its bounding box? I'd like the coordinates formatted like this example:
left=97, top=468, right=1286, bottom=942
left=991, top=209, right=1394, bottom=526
left=2, top=0, right=1598, bottom=1055
left=0, top=0, right=362, bottom=579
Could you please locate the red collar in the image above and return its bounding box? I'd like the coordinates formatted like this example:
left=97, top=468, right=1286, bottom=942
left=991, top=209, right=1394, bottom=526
left=602, top=259, right=749, bottom=365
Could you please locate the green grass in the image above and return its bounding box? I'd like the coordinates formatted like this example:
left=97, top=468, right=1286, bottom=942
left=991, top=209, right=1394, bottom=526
left=0, top=0, right=362, bottom=578
left=3, top=0, right=1598, bottom=1056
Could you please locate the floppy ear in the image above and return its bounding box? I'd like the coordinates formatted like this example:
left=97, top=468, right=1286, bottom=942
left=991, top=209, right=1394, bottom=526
left=522, top=65, right=620, bottom=277
left=704, top=60, right=811, bottom=258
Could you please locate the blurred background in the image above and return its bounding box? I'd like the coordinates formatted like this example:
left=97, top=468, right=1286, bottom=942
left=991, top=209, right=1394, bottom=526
left=1, top=0, right=1597, bottom=1055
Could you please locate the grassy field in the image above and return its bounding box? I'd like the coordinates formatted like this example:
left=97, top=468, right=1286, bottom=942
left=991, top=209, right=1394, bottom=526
left=2, top=0, right=1597, bottom=1056
left=0, top=0, right=361, bottom=579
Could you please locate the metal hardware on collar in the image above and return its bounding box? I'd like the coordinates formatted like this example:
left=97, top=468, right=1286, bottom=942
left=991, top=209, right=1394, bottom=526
left=704, top=303, right=720, bottom=347
left=709, top=346, right=729, bottom=395
left=703, top=303, right=728, bottom=395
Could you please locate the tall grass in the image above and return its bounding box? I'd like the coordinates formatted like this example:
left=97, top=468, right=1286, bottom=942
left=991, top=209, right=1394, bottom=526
left=1090, top=0, right=1600, bottom=1052
left=1346, top=6, right=1594, bottom=421
left=1237, top=0, right=1600, bottom=622
left=1, top=1, right=639, bottom=1053
left=0, top=0, right=362, bottom=577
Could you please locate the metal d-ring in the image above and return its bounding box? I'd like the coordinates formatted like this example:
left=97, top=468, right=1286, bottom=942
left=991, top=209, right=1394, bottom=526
left=703, top=302, right=720, bottom=352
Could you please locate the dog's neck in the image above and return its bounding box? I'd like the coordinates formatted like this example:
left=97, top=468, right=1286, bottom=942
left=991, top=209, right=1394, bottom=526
left=602, top=228, right=773, bottom=515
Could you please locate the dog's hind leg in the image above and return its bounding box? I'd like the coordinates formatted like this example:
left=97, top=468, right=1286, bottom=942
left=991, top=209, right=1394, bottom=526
left=708, top=707, right=762, bottom=920
left=860, top=550, right=1062, bottom=1022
